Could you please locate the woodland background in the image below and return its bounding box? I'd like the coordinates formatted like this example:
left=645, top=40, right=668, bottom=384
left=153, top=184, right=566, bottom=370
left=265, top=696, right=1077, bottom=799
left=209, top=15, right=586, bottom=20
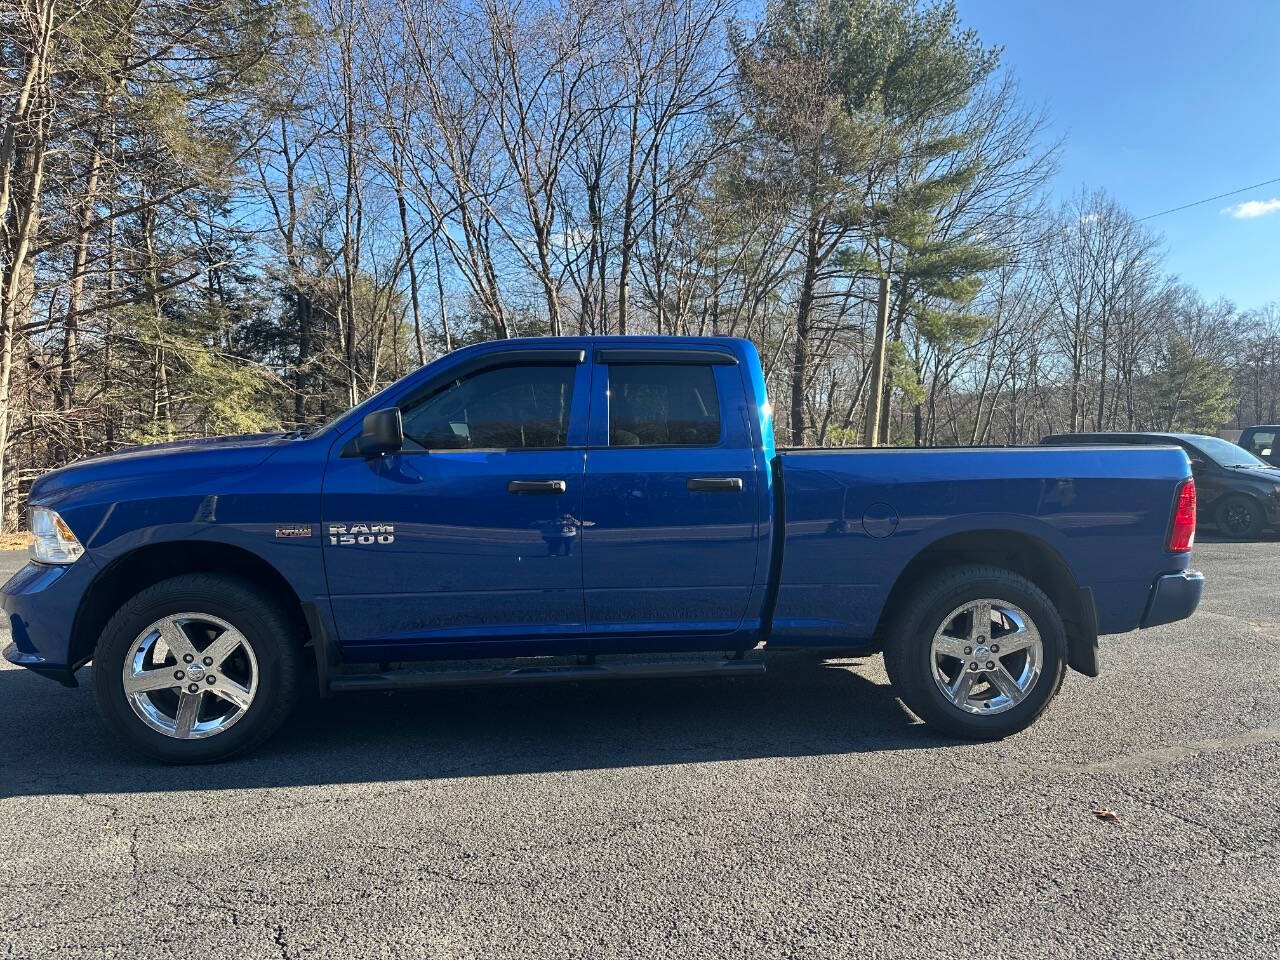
left=3, top=0, right=1277, bottom=530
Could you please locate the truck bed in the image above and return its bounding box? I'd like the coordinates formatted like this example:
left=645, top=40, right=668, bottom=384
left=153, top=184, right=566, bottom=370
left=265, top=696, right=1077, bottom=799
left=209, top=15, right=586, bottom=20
left=770, top=445, right=1194, bottom=646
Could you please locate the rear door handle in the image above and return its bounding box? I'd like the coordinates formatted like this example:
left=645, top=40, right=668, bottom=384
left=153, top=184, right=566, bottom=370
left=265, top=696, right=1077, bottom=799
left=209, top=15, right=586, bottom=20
left=687, top=477, right=743, bottom=492
left=508, top=479, right=567, bottom=494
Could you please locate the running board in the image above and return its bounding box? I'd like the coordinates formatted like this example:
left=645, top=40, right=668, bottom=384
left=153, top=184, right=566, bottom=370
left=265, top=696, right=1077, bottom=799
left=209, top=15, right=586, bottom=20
left=328, top=651, right=765, bottom=693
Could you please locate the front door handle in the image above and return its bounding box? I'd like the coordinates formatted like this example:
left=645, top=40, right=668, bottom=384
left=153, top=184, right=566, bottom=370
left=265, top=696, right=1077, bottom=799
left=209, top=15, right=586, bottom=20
left=687, top=477, right=743, bottom=492
left=508, top=479, right=567, bottom=494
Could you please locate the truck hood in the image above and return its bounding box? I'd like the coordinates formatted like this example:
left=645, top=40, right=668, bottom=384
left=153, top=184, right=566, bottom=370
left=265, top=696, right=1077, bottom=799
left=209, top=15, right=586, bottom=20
left=29, top=433, right=294, bottom=504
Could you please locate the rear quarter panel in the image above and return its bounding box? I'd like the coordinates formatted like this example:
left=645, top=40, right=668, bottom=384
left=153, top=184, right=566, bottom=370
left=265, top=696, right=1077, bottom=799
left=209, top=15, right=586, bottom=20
left=773, top=445, right=1193, bottom=645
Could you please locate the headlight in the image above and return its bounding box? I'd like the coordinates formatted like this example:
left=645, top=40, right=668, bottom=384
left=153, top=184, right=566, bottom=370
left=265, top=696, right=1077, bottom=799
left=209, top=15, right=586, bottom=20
left=29, top=506, right=84, bottom=564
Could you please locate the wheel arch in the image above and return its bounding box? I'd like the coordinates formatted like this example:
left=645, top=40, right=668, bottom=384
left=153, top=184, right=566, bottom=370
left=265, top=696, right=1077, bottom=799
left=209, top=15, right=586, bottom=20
left=874, top=528, right=1099, bottom=677
left=1215, top=490, right=1268, bottom=512
left=70, top=541, right=311, bottom=670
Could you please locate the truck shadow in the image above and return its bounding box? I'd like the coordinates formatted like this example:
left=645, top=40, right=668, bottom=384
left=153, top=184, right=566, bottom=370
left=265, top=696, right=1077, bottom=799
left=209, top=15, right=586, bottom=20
left=0, top=658, right=954, bottom=798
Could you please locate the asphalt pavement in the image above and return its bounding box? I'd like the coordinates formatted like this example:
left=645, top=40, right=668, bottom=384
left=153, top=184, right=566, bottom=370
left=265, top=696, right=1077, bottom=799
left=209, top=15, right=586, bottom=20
left=2, top=540, right=1278, bottom=959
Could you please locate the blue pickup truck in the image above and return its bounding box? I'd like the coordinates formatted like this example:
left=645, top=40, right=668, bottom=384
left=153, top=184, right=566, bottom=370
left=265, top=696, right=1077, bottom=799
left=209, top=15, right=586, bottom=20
left=3, top=337, right=1203, bottom=761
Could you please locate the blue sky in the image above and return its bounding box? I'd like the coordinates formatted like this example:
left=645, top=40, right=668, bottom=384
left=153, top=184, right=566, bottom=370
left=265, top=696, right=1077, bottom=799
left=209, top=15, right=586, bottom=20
left=954, top=0, right=1280, bottom=310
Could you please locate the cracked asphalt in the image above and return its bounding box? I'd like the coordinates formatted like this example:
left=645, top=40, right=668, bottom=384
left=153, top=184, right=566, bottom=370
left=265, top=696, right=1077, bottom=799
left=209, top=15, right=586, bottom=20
left=2, top=539, right=1279, bottom=959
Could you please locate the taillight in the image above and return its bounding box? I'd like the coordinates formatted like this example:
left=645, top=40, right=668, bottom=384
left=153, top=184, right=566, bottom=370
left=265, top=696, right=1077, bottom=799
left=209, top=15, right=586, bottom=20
left=1168, top=478, right=1196, bottom=552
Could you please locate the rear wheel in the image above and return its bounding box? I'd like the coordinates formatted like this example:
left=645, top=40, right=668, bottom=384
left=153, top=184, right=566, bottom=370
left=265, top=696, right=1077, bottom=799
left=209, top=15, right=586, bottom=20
left=1217, top=496, right=1264, bottom=540
left=884, top=565, right=1067, bottom=739
left=92, top=574, right=302, bottom=762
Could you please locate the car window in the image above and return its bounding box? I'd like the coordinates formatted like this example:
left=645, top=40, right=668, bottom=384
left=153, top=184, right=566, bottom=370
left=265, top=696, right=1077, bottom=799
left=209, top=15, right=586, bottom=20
left=607, top=364, right=721, bottom=446
left=1248, top=431, right=1275, bottom=455
left=1184, top=435, right=1268, bottom=468
left=400, top=363, right=576, bottom=450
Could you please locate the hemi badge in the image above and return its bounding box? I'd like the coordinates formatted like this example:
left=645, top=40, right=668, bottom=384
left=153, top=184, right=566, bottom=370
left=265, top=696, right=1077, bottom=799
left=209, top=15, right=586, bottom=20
left=275, top=525, right=313, bottom=539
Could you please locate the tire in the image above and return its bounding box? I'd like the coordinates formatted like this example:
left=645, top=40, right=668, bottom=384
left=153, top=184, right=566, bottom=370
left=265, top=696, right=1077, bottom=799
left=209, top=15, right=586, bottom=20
left=883, top=564, right=1067, bottom=740
left=1216, top=496, right=1264, bottom=540
left=92, top=574, right=302, bottom=762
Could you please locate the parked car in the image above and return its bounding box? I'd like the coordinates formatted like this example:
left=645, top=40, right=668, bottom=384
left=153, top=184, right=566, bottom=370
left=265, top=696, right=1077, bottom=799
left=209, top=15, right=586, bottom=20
left=4, top=338, right=1203, bottom=761
left=1042, top=431, right=1280, bottom=539
left=1238, top=424, right=1280, bottom=467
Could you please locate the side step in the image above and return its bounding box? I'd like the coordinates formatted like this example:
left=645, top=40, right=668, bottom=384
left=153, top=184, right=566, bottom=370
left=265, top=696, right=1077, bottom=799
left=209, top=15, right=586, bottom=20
left=328, top=650, right=766, bottom=693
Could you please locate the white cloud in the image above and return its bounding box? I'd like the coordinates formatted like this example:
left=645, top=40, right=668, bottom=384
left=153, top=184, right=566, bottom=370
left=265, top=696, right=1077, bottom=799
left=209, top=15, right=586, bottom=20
left=1221, top=197, right=1280, bottom=219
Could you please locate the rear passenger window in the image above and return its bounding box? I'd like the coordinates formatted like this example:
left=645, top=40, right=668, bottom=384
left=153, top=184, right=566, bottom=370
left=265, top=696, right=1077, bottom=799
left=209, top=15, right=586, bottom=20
left=608, top=364, right=720, bottom=446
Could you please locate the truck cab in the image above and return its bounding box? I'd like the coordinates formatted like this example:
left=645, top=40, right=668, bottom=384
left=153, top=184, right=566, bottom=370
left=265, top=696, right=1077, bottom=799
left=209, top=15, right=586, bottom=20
left=321, top=338, right=768, bottom=661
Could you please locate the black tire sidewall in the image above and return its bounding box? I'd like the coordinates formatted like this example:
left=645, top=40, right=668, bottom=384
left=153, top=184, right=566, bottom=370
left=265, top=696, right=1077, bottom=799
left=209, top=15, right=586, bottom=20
left=1217, top=497, right=1263, bottom=539
left=92, top=574, right=300, bottom=762
left=887, top=566, right=1067, bottom=739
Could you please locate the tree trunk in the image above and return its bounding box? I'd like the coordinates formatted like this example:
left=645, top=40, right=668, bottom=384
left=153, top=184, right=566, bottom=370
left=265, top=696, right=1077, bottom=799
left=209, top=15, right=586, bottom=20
left=0, top=106, right=48, bottom=531
left=391, top=141, right=426, bottom=367
left=294, top=292, right=313, bottom=424
left=864, top=277, right=892, bottom=447
left=58, top=137, right=104, bottom=420
left=1095, top=309, right=1110, bottom=430
left=617, top=105, right=641, bottom=336
left=431, top=230, right=451, bottom=352
left=790, top=223, right=820, bottom=445
left=535, top=229, right=561, bottom=337
left=141, top=204, right=172, bottom=439
left=104, top=208, right=117, bottom=447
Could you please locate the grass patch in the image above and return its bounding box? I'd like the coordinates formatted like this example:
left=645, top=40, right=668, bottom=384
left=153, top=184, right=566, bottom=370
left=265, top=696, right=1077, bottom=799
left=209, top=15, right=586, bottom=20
left=0, top=532, right=32, bottom=551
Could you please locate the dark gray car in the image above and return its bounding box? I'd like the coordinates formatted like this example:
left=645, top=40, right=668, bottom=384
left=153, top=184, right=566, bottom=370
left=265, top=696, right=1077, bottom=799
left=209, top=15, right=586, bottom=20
left=1042, top=431, right=1280, bottom=539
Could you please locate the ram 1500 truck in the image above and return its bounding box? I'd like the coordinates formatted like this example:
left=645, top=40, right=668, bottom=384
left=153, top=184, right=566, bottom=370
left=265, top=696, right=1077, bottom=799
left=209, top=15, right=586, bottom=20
left=3, top=337, right=1204, bottom=761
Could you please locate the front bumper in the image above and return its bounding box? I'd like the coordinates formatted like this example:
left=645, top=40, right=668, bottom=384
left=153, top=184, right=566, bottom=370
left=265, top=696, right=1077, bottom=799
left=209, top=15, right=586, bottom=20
left=1, top=557, right=97, bottom=686
left=1140, top=569, right=1204, bottom=629
left=2, top=643, right=77, bottom=686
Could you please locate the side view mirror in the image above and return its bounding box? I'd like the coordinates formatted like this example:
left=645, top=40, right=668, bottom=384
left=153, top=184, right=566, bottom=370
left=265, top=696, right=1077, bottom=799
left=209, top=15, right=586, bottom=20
left=354, top=407, right=403, bottom=457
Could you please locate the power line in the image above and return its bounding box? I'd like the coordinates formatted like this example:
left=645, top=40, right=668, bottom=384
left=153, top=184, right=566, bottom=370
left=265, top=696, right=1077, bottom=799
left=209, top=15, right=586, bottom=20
left=1137, top=175, right=1280, bottom=222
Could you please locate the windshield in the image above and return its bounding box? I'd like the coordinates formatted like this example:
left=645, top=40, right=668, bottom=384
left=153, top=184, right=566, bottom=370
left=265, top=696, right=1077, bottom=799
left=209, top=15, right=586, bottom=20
left=1185, top=435, right=1269, bottom=468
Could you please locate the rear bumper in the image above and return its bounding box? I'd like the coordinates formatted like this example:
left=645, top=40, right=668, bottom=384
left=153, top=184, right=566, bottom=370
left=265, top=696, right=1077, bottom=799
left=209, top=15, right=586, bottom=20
left=1140, top=569, right=1204, bottom=629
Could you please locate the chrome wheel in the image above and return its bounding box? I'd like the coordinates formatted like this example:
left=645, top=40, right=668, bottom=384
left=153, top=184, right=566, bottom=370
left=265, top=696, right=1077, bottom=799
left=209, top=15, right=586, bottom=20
left=122, top=613, right=259, bottom=739
left=929, top=599, right=1042, bottom=716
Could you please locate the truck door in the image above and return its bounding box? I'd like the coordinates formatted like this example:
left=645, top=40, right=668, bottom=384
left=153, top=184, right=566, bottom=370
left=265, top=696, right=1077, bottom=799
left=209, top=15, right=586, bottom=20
left=581, top=347, right=762, bottom=650
left=322, top=352, right=591, bottom=661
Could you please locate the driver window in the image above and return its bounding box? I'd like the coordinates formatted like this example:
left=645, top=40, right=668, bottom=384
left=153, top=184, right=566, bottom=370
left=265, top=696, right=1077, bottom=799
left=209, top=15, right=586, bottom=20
left=400, top=363, right=576, bottom=450
left=1249, top=431, right=1275, bottom=457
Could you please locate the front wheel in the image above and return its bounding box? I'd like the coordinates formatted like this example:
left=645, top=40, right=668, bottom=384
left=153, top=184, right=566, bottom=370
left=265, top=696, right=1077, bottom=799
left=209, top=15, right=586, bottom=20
left=92, top=574, right=302, bottom=762
left=1217, top=496, right=1264, bottom=540
left=883, top=565, right=1067, bottom=740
